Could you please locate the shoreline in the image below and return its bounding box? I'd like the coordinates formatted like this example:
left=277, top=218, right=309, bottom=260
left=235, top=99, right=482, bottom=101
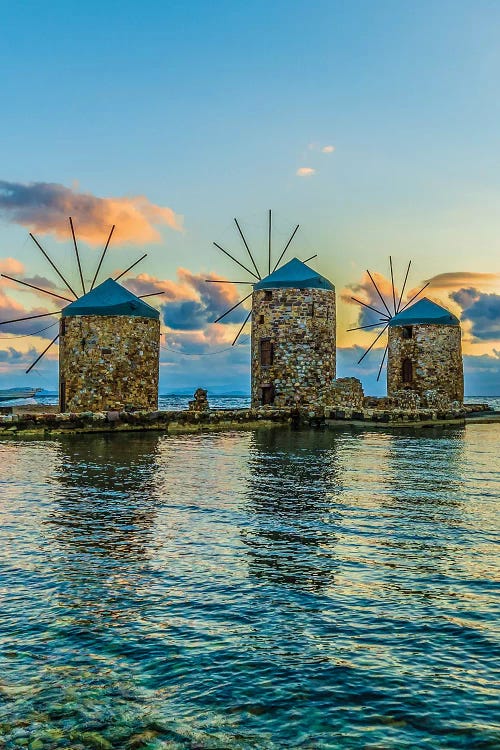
left=0, top=403, right=497, bottom=438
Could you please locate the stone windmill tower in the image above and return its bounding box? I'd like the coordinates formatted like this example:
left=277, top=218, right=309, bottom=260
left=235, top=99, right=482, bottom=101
left=250, top=258, right=335, bottom=407
left=387, top=298, right=463, bottom=406
left=210, top=212, right=336, bottom=408
left=59, top=278, right=160, bottom=412
left=0, top=217, right=162, bottom=412
left=351, top=259, right=463, bottom=407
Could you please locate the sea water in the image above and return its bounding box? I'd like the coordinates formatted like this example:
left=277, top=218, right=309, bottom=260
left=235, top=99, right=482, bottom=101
left=0, top=424, right=499, bottom=749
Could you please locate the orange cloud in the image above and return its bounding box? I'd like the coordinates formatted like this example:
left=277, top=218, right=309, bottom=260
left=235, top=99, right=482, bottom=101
left=0, top=180, right=182, bottom=245
left=0, top=257, right=25, bottom=275
left=296, top=167, right=316, bottom=177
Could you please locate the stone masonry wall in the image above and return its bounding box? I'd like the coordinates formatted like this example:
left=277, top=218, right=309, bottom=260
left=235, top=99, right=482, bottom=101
left=387, top=324, right=463, bottom=406
left=251, top=287, right=336, bottom=408
left=329, top=377, right=364, bottom=410
left=59, top=315, right=160, bottom=412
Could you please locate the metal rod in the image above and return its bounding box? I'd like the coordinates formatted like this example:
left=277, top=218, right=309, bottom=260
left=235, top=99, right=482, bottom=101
left=346, top=321, right=388, bottom=332
left=234, top=218, right=261, bottom=279
left=90, top=224, right=115, bottom=291
left=26, top=333, right=59, bottom=374
left=29, top=233, right=78, bottom=299
left=366, top=270, right=392, bottom=317
left=398, top=282, right=430, bottom=314
left=213, top=293, right=252, bottom=324
left=0, top=310, right=62, bottom=325
left=272, top=224, right=299, bottom=272
left=389, top=256, right=397, bottom=315
left=268, top=209, right=272, bottom=276
left=396, top=260, right=412, bottom=313
left=302, top=254, right=318, bottom=264
left=69, top=217, right=85, bottom=295
left=114, top=254, right=147, bottom=281
left=357, top=324, right=389, bottom=364
left=377, top=345, right=388, bottom=381
left=213, top=242, right=260, bottom=281
left=205, top=279, right=254, bottom=284
left=137, top=291, right=165, bottom=298
left=1, top=274, right=73, bottom=303
left=351, top=296, right=388, bottom=319
left=232, top=309, right=252, bottom=346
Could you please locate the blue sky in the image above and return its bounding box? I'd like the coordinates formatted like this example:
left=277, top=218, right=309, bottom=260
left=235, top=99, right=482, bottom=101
left=1, top=0, right=500, bottom=394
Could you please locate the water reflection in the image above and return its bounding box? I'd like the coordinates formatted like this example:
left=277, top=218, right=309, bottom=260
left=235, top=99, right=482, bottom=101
left=49, top=433, right=163, bottom=560
left=243, top=428, right=343, bottom=591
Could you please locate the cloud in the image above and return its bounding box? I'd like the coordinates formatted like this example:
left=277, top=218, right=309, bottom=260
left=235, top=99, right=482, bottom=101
left=450, top=288, right=500, bottom=341
left=425, top=271, right=500, bottom=291
left=0, top=287, right=60, bottom=337
left=0, top=257, right=25, bottom=275
left=162, top=270, right=249, bottom=330
left=321, top=145, right=335, bottom=153
left=341, top=271, right=399, bottom=327
left=296, top=167, right=316, bottom=177
left=0, top=180, right=182, bottom=245
left=124, top=269, right=249, bottom=332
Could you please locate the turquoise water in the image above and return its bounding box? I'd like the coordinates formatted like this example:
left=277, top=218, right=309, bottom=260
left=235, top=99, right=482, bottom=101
left=1, top=425, right=499, bottom=749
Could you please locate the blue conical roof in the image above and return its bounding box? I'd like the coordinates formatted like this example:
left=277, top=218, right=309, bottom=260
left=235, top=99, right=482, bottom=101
left=61, top=278, right=159, bottom=320
left=389, top=297, right=459, bottom=327
left=254, top=257, right=334, bottom=291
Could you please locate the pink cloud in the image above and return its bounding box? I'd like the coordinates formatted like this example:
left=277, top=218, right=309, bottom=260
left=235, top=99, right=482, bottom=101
left=0, top=180, right=182, bottom=246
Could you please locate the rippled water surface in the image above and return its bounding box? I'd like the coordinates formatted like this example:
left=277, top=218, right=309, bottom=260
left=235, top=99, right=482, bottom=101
left=1, top=425, right=499, bottom=749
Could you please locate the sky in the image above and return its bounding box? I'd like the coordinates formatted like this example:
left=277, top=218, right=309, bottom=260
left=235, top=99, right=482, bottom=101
left=1, top=0, right=500, bottom=395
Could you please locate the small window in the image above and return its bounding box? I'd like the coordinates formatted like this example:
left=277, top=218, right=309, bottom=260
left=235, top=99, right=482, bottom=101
left=259, top=315, right=264, bottom=324
left=402, top=326, right=413, bottom=340
left=309, top=302, right=315, bottom=317
left=60, top=319, right=66, bottom=336
left=261, top=384, right=275, bottom=405
left=264, top=290, right=272, bottom=301
left=260, top=339, right=274, bottom=367
left=402, top=358, right=413, bottom=383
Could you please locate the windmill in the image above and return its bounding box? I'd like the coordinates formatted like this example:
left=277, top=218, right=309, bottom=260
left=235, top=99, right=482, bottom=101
left=349, top=258, right=430, bottom=381
left=207, top=210, right=317, bottom=345
left=0, top=218, right=163, bottom=374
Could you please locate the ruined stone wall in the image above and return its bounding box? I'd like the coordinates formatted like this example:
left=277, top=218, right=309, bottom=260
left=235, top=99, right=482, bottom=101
left=387, top=324, right=463, bottom=406
left=251, top=287, right=336, bottom=408
left=328, top=377, right=364, bottom=410
left=59, top=315, right=160, bottom=412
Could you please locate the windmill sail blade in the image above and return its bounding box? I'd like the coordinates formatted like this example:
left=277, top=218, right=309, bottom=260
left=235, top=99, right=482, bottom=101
left=389, top=256, right=397, bottom=315
left=302, top=254, right=317, bottom=263
left=347, top=321, right=387, bottom=332
left=69, top=217, right=86, bottom=295
left=137, top=291, right=165, bottom=299
left=29, top=233, right=78, bottom=299
left=232, top=309, right=252, bottom=346
left=377, top=345, right=388, bottom=381
left=1, top=274, right=73, bottom=303
left=396, top=260, right=412, bottom=313
left=114, top=254, right=147, bottom=281
left=213, top=293, right=252, bottom=324
left=25, top=333, right=59, bottom=374
left=357, top=324, right=389, bottom=364
left=351, top=296, right=390, bottom=320
left=213, top=243, right=260, bottom=281
left=268, top=209, right=272, bottom=275
left=366, top=270, right=392, bottom=317
left=272, top=224, right=299, bottom=273
left=205, top=279, right=254, bottom=284
left=234, top=218, right=261, bottom=279
left=0, top=310, right=62, bottom=325
left=398, top=282, right=430, bottom=314
left=91, top=224, right=115, bottom=291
